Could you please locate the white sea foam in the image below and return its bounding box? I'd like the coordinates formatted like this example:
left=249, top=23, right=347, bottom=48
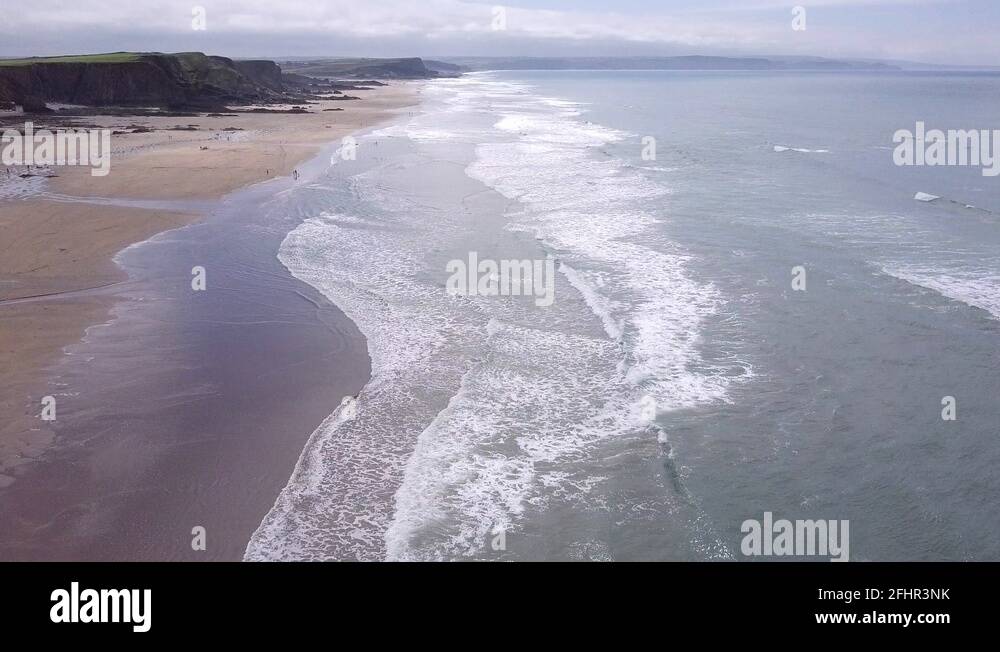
left=792, top=211, right=1000, bottom=321
left=385, top=77, right=740, bottom=559
left=246, top=202, right=479, bottom=560
left=774, top=145, right=829, bottom=153
left=253, top=75, right=739, bottom=561
left=883, top=266, right=1000, bottom=319
left=559, top=262, right=625, bottom=341
left=385, top=320, right=629, bottom=560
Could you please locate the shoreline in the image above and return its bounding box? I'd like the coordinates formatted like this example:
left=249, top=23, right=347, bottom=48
left=0, top=83, right=418, bottom=559
left=0, top=202, right=199, bottom=487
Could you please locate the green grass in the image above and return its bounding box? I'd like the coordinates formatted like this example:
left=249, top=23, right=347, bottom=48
left=0, top=53, right=145, bottom=67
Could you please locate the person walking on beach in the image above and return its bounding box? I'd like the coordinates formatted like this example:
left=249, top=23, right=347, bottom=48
left=293, top=169, right=299, bottom=181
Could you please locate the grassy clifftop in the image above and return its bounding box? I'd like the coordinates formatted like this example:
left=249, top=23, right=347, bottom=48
left=0, top=53, right=144, bottom=66
left=279, top=57, right=448, bottom=79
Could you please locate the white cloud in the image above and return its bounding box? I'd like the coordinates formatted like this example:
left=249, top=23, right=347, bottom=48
left=0, top=0, right=991, bottom=65
left=7, top=0, right=782, bottom=44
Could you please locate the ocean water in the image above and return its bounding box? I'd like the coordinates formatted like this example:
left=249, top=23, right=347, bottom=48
left=246, top=71, right=1000, bottom=561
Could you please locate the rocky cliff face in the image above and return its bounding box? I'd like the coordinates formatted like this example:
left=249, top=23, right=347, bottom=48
left=0, top=52, right=288, bottom=111
left=234, top=60, right=285, bottom=92
left=0, top=76, right=22, bottom=109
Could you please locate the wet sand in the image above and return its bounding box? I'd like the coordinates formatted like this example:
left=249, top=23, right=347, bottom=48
left=0, top=84, right=417, bottom=559
left=0, top=201, right=198, bottom=488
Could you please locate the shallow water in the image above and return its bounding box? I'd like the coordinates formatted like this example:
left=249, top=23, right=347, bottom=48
left=249, top=71, right=1000, bottom=561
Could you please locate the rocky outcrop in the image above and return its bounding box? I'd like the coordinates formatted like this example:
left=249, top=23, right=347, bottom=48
left=0, top=76, right=20, bottom=109
left=0, top=52, right=289, bottom=111
left=233, top=59, right=285, bottom=92
left=0, top=75, right=50, bottom=112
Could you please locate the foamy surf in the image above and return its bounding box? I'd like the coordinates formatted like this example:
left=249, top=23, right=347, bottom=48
left=250, top=74, right=744, bottom=561
left=773, top=145, right=830, bottom=153
left=882, top=266, right=1000, bottom=319
left=386, top=77, right=743, bottom=559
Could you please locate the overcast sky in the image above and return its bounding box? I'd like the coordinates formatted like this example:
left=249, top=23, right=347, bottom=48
left=2, top=0, right=997, bottom=66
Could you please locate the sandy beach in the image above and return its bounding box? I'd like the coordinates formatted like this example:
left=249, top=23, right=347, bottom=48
left=48, top=87, right=414, bottom=200
left=0, top=202, right=197, bottom=487
left=0, top=83, right=416, bottom=557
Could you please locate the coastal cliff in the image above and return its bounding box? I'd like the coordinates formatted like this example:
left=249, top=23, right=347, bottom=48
left=0, top=52, right=288, bottom=111
left=0, top=53, right=449, bottom=112
left=278, top=57, right=456, bottom=79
